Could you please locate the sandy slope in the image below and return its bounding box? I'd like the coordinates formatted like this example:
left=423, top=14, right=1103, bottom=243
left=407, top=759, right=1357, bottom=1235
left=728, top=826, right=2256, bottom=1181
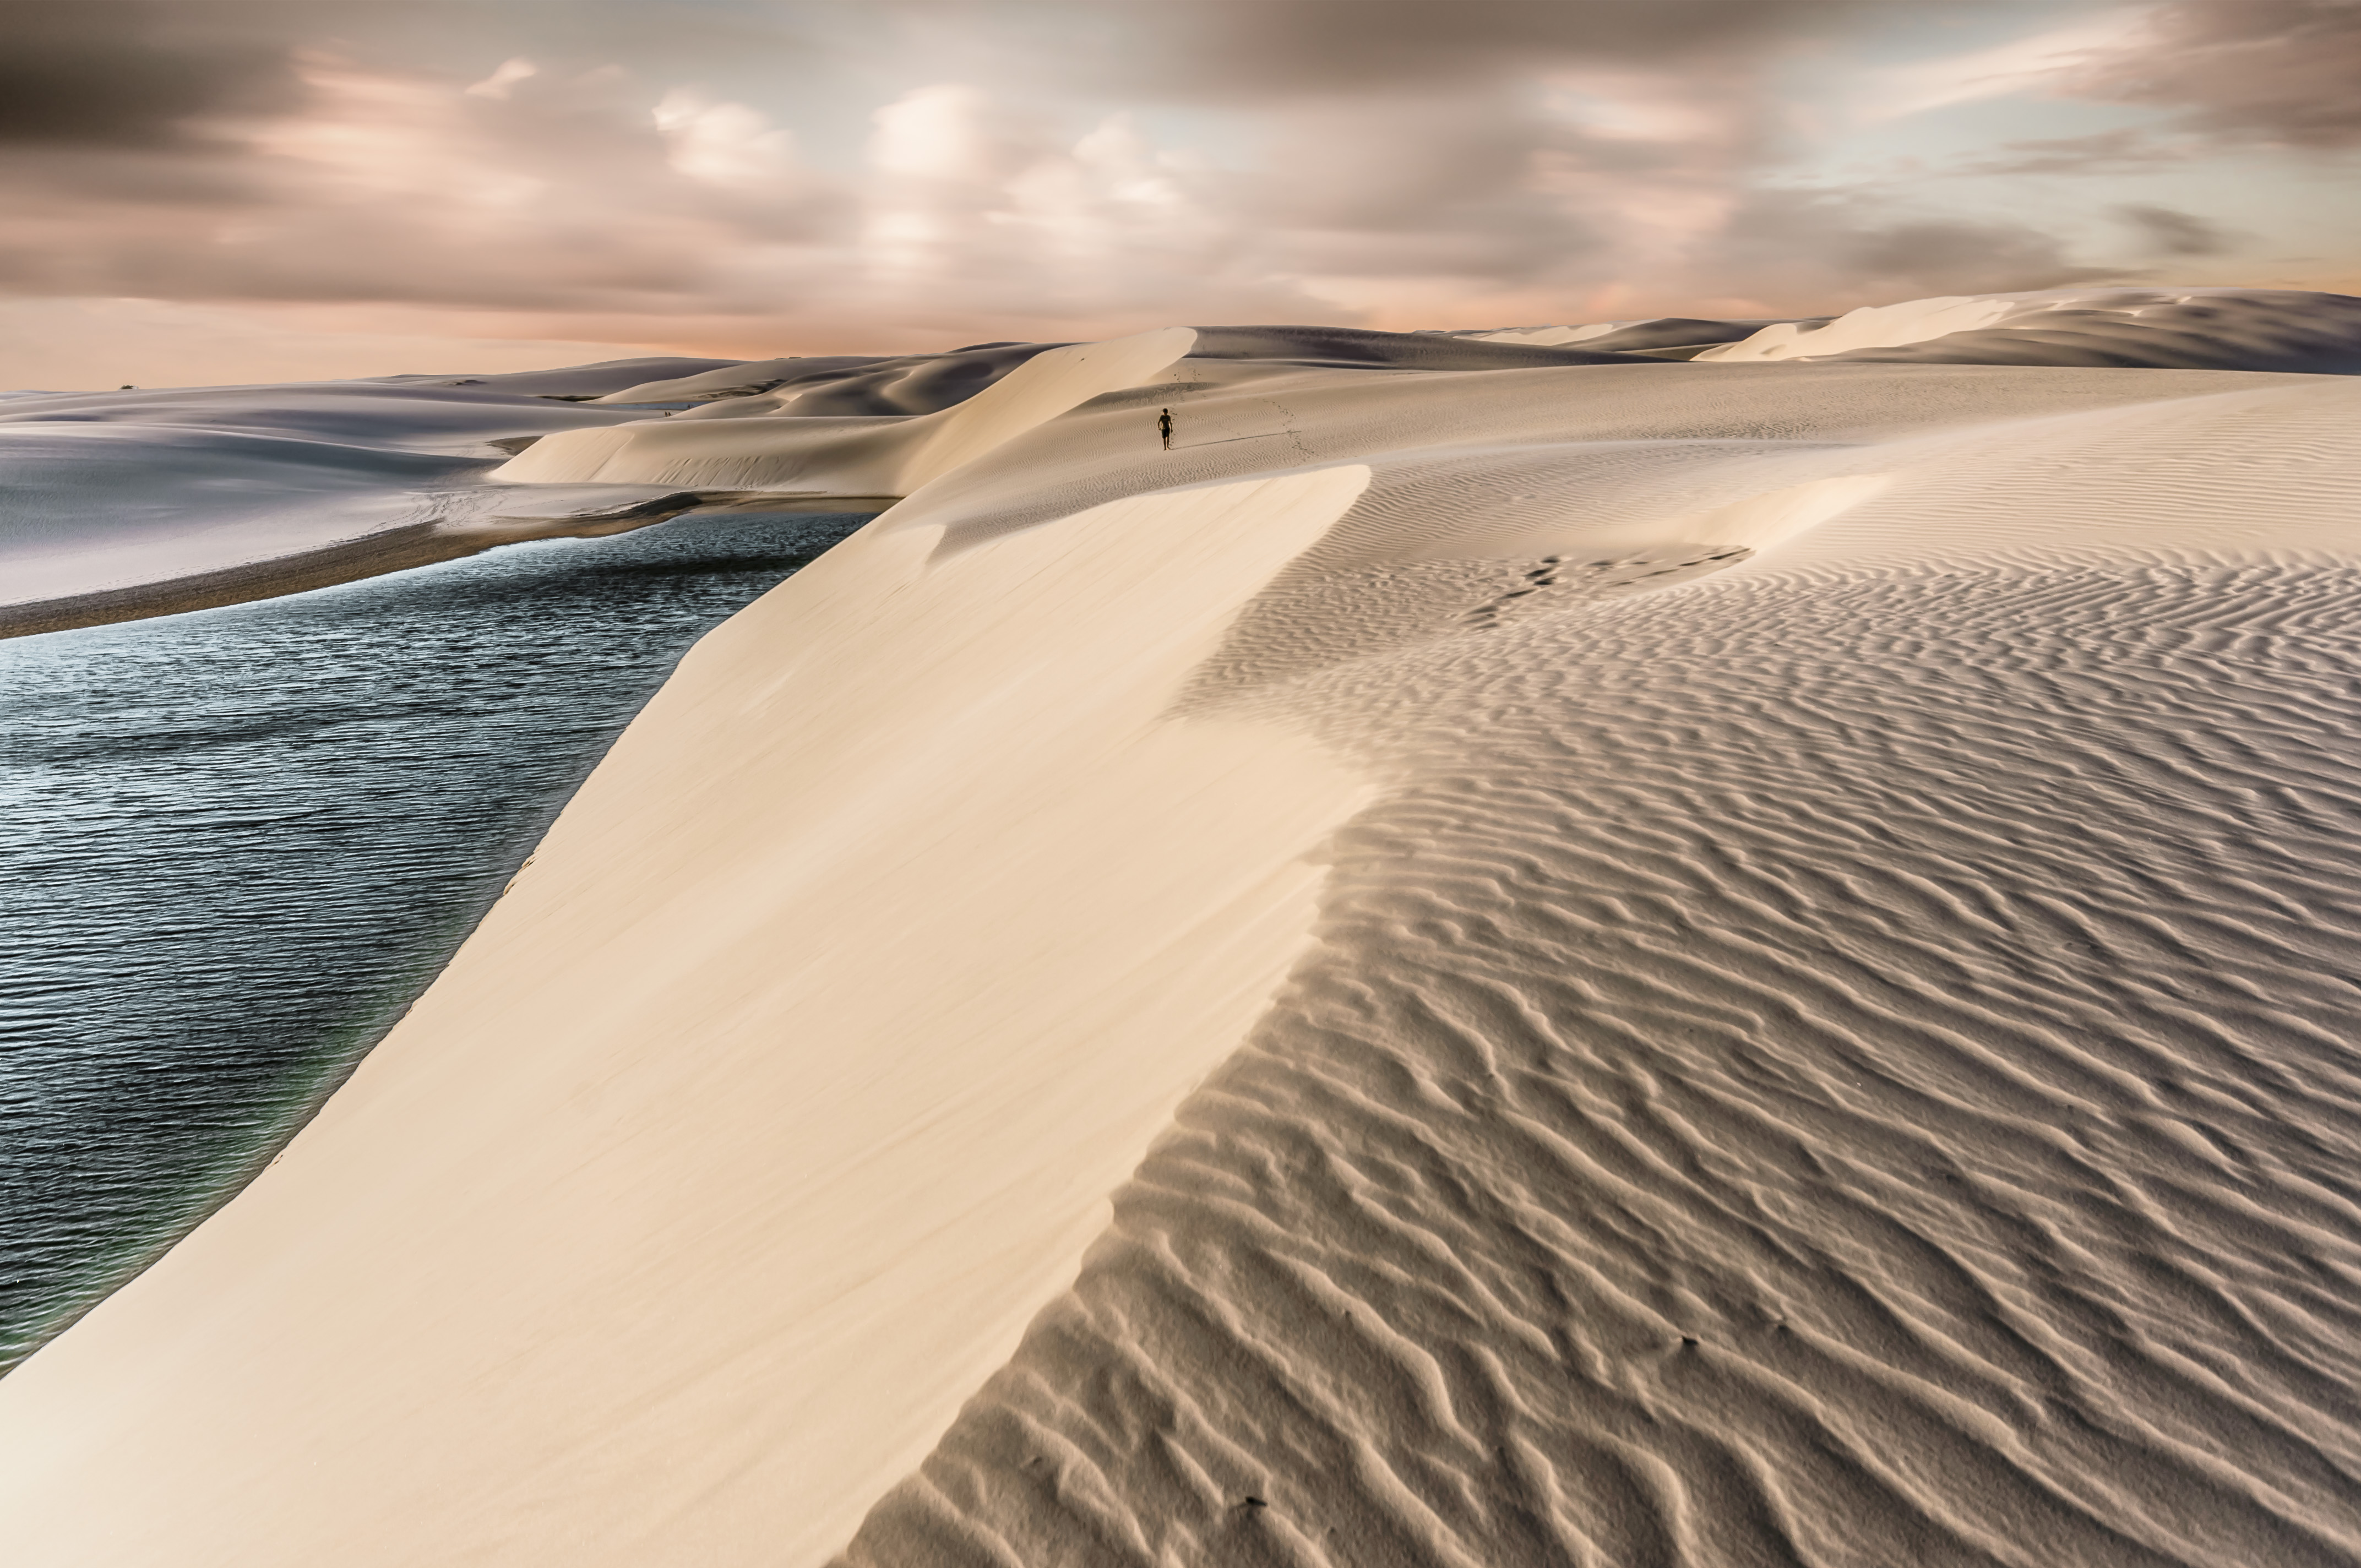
left=0, top=464, right=1376, bottom=1567
left=5, top=293, right=2361, bottom=1565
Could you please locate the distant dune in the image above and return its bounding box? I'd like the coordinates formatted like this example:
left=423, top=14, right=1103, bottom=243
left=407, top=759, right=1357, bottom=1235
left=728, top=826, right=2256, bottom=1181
left=0, top=377, right=738, bottom=636
left=3, top=290, right=2360, bottom=1566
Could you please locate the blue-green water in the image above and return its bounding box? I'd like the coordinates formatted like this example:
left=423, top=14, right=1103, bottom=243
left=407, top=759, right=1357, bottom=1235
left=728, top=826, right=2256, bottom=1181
left=0, top=510, right=872, bottom=1369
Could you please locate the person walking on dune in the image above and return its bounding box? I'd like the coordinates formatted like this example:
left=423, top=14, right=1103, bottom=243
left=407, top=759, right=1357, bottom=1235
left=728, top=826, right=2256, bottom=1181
left=1158, top=407, right=1174, bottom=450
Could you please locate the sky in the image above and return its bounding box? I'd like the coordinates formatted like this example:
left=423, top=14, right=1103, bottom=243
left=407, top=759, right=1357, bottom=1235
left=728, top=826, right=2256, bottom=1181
left=3, top=0, right=2358, bottom=385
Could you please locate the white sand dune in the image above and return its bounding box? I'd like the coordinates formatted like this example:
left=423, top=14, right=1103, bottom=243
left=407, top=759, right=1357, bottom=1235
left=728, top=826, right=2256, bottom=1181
left=589, top=355, right=853, bottom=403
left=0, top=379, right=795, bottom=635
left=0, top=379, right=657, bottom=455
left=1461, top=315, right=1816, bottom=352
left=5, top=291, right=2361, bottom=1566
left=0, top=325, right=1655, bottom=638
left=589, top=346, right=1059, bottom=411
left=0, top=461, right=1378, bottom=1568
left=0, top=421, right=476, bottom=605
left=1457, top=288, right=2361, bottom=370
left=369, top=355, right=753, bottom=399
left=1695, top=286, right=2361, bottom=371
left=494, top=328, right=1200, bottom=493
left=839, top=371, right=2361, bottom=1568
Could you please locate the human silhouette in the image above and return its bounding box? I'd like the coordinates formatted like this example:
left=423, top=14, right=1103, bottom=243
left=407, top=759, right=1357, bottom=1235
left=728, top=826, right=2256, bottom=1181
left=1158, top=407, right=1173, bottom=450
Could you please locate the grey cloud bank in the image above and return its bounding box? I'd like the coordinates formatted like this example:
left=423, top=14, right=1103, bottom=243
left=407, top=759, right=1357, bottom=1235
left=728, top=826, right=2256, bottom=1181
left=0, top=0, right=2354, bottom=383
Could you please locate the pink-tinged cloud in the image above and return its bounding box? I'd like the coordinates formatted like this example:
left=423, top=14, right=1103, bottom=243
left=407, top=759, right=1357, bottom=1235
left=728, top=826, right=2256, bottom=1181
left=0, top=0, right=2353, bottom=383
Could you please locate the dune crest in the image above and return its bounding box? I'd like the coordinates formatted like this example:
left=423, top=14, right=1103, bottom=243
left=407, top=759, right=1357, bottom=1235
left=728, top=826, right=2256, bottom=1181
left=492, top=327, right=1198, bottom=492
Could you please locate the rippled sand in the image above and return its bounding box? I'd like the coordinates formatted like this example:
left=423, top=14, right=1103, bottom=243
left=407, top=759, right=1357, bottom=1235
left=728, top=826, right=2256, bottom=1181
left=841, top=350, right=2361, bottom=1565
left=849, top=558, right=2361, bottom=1565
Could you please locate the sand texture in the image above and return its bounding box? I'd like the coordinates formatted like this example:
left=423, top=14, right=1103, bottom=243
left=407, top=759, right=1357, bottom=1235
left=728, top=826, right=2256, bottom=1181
left=4, top=290, right=2361, bottom=1565
left=844, top=370, right=2361, bottom=1568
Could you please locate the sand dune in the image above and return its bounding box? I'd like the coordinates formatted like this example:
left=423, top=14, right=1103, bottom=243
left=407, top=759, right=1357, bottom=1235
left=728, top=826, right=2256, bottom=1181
left=1459, top=315, right=1817, bottom=352
left=590, top=346, right=1057, bottom=412
left=1451, top=288, right=2361, bottom=371
left=493, top=328, right=1200, bottom=493
left=369, top=355, right=753, bottom=399
left=842, top=371, right=2361, bottom=1568
left=498, top=325, right=1669, bottom=497
left=0, top=380, right=798, bottom=635
left=1695, top=286, right=2361, bottom=371
left=0, top=462, right=1378, bottom=1568
left=24, top=288, right=2334, bottom=638
left=4, top=291, right=2360, bottom=1565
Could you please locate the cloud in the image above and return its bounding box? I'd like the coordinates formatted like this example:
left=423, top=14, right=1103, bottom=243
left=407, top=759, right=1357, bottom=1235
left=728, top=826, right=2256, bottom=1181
left=0, top=295, right=654, bottom=389
left=2063, top=0, right=2361, bottom=149
left=1856, top=3, right=2361, bottom=154
left=1945, top=128, right=2194, bottom=177
left=1692, top=192, right=2120, bottom=304
left=1854, top=9, right=2155, bottom=122
left=0, top=0, right=301, bottom=148
left=1, top=0, right=2336, bottom=380
left=0, top=46, right=850, bottom=312
left=655, top=89, right=817, bottom=190
left=1027, top=0, right=1898, bottom=99
left=466, top=58, right=539, bottom=100
left=2114, top=202, right=2233, bottom=255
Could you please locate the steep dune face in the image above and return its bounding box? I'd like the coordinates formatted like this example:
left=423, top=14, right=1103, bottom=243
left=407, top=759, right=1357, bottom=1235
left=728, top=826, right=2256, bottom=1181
left=4, top=306, right=2361, bottom=1567
left=0, top=462, right=1377, bottom=1568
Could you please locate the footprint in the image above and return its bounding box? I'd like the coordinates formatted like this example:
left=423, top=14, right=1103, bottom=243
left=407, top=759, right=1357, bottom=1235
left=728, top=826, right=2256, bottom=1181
left=1466, top=547, right=1754, bottom=627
